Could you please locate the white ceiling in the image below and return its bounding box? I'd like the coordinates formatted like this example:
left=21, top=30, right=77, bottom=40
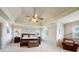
left=0, top=7, right=21, bottom=22
left=0, top=7, right=79, bottom=26
left=6, top=7, right=21, bottom=19
left=22, top=7, right=71, bottom=18
left=0, top=9, right=9, bottom=19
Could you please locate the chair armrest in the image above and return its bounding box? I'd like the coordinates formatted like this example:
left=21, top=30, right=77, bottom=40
left=74, top=44, right=79, bottom=47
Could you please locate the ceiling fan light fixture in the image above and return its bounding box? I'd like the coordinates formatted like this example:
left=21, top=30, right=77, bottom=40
left=32, top=18, right=37, bottom=22
left=25, top=7, right=43, bottom=22
left=35, top=14, right=38, bottom=18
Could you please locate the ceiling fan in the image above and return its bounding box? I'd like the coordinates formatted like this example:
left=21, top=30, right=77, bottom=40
left=25, top=7, right=44, bottom=22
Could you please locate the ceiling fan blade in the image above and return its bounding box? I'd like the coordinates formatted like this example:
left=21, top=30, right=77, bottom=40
left=38, top=18, right=43, bottom=20
left=28, top=19, right=32, bottom=21
left=25, top=16, right=31, bottom=17
left=36, top=20, right=38, bottom=22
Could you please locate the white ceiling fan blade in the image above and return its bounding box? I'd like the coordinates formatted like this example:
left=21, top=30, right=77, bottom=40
left=25, top=7, right=43, bottom=23
left=38, top=18, right=43, bottom=20
left=36, top=20, right=38, bottom=22
left=25, top=16, right=31, bottom=17
left=28, top=19, right=32, bottom=21
left=35, top=14, right=38, bottom=18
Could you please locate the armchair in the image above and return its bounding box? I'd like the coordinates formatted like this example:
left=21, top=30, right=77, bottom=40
left=62, top=38, right=78, bottom=52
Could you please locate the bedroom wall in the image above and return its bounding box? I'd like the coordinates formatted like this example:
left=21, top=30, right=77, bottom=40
left=64, top=20, right=79, bottom=35
left=0, top=17, right=12, bottom=48
left=64, top=20, right=79, bottom=43
left=21, top=28, right=41, bottom=37
left=13, top=27, right=42, bottom=38
left=45, top=23, right=57, bottom=46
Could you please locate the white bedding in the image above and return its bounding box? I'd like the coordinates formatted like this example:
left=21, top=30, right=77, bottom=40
left=22, top=37, right=38, bottom=39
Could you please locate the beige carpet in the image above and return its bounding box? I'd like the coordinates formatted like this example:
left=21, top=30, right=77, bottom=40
left=0, top=41, right=78, bottom=52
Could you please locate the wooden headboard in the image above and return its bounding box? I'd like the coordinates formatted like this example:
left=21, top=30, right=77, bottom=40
left=21, top=34, right=35, bottom=37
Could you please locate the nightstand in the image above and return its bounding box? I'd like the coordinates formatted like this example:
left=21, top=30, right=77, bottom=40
left=14, top=37, right=20, bottom=43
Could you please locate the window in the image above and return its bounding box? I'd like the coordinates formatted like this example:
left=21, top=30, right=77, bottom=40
left=73, top=26, right=79, bottom=38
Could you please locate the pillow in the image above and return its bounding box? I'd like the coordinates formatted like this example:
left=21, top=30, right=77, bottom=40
left=23, top=35, right=28, bottom=37
left=64, top=40, right=73, bottom=43
left=31, top=35, right=36, bottom=37
left=66, top=43, right=74, bottom=46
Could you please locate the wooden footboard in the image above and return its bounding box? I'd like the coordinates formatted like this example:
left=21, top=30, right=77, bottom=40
left=20, top=39, right=40, bottom=47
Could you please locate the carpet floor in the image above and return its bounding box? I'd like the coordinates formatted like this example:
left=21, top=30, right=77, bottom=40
left=0, top=41, right=78, bottom=52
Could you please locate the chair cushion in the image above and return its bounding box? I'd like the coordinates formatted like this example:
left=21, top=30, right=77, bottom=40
left=65, top=43, right=74, bottom=46
left=64, top=40, right=73, bottom=44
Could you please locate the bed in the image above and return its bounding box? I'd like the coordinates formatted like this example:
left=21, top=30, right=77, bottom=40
left=20, top=34, right=41, bottom=47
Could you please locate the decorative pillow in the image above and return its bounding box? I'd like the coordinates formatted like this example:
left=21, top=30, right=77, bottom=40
left=23, top=35, right=28, bottom=38
left=64, top=40, right=73, bottom=43
left=31, top=35, right=36, bottom=37
left=66, top=43, right=74, bottom=46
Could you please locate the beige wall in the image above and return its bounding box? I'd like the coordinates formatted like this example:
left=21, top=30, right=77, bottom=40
left=64, top=20, right=79, bottom=35
left=13, top=27, right=42, bottom=38
left=64, top=21, right=79, bottom=44
left=46, top=23, right=57, bottom=45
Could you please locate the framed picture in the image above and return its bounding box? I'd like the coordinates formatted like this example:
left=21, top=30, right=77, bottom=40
left=7, top=27, right=9, bottom=33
